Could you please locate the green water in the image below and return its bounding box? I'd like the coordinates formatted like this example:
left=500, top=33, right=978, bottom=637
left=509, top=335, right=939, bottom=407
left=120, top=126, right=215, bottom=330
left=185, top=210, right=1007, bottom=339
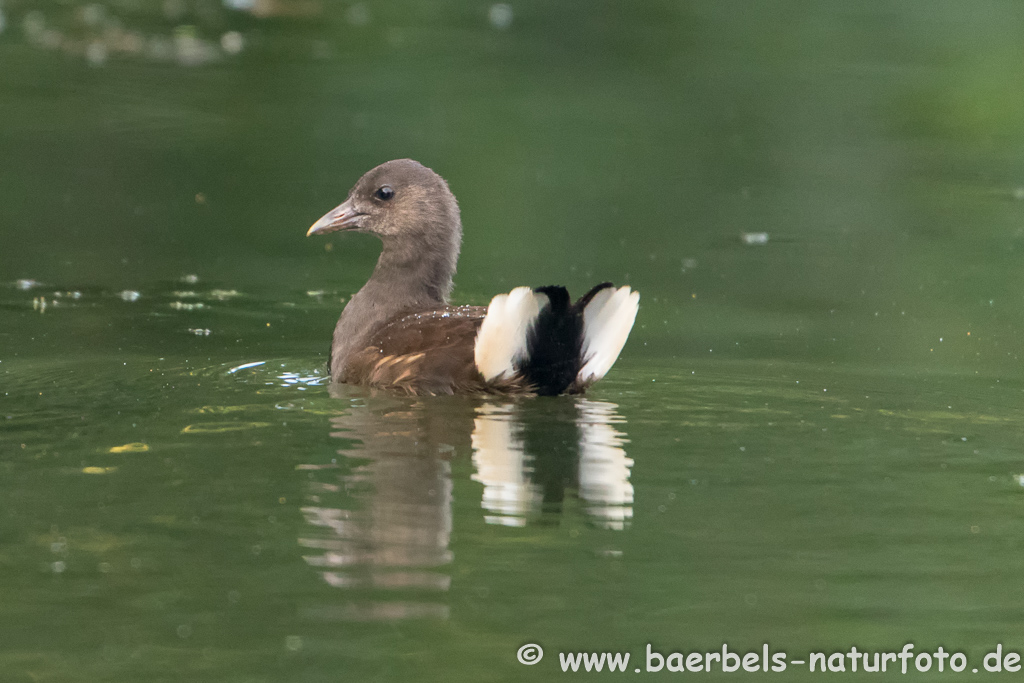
left=4, top=1, right=1024, bottom=681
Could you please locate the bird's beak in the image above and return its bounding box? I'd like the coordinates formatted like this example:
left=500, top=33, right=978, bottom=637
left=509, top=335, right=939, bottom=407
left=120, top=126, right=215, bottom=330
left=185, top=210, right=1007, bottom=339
left=307, top=198, right=365, bottom=236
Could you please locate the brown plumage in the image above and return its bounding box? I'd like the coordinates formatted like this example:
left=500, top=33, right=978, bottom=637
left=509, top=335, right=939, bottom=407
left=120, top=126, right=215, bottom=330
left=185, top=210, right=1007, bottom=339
left=307, top=159, right=639, bottom=396
left=344, top=306, right=489, bottom=395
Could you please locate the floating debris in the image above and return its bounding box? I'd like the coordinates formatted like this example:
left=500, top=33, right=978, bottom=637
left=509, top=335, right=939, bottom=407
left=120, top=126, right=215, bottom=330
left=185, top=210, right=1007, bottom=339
left=170, top=301, right=205, bottom=311
left=32, top=296, right=47, bottom=313
left=82, top=466, right=117, bottom=474
left=173, top=291, right=199, bottom=298
left=16, top=279, right=40, bottom=290
left=109, top=443, right=149, bottom=453
left=276, top=371, right=326, bottom=388
left=229, top=361, right=265, bottom=373
left=189, top=328, right=212, bottom=336
left=209, top=289, right=241, bottom=300
left=181, top=274, right=200, bottom=284
left=741, top=232, right=769, bottom=245
left=488, top=3, right=513, bottom=30
left=119, top=290, right=142, bottom=302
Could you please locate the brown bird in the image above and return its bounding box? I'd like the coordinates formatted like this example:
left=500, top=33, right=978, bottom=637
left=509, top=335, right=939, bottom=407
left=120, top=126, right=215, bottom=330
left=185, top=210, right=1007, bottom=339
left=307, top=159, right=639, bottom=396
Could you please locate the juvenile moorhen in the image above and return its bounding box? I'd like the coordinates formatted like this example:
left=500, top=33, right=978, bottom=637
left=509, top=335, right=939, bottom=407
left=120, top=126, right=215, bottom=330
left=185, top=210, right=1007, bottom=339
left=307, top=159, right=639, bottom=396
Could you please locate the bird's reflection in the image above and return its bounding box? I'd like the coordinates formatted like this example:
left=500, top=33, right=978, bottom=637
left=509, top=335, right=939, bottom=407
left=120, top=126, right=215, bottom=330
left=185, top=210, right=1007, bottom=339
left=299, top=389, right=633, bottom=621
left=471, top=399, right=633, bottom=529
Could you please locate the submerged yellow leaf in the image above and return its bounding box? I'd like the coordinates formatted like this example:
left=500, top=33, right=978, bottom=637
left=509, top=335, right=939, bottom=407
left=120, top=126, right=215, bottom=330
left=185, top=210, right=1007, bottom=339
left=181, top=422, right=271, bottom=434
left=109, top=442, right=150, bottom=453
left=193, top=405, right=254, bottom=414
left=82, top=467, right=117, bottom=474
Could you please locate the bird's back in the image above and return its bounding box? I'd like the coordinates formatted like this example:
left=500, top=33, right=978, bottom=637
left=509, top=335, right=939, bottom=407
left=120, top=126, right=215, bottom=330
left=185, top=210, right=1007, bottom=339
left=341, top=306, right=495, bottom=395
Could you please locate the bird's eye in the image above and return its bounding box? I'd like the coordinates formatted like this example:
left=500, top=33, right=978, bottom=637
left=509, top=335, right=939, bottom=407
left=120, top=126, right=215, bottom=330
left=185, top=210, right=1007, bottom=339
left=374, top=186, right=395, bottom=201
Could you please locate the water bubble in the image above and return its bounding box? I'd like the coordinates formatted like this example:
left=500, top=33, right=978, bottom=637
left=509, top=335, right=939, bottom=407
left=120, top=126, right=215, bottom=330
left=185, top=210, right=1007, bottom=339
left=285, top=635, right=303, bottom=651
left=16, top=279, right=39, bottom=290
left=181, top=274, right=199, bottom=284
left=223, top=0, right=256, bottom=9
left=86, top=41, right=108, bottom=67
left=227, top=589, right=241, bottom=603
left=311, top=39, right=332, bottom=60
left=346, top=3, right=370, bottom=26
left=52, top=561, right=66, bottom=574
left=488, top=3, right=513, bottom=30
left=176, top=624, right=192, bottom=639
left=120, top=30, right=145, bottom=54
left=22, top=11, right=45, bottom=40
left=119, top=290, right=141, bottom=302
left=147, top=35, right=174, bottom=61
left=163, top=0, right=187, bottom=21
left=40, top=28, right=62, bottom=49
left=81, top=4, right=105, bottom=28
left=174, top=27, right=219, bottom=67
left=220, top=30, right=243, bottom=55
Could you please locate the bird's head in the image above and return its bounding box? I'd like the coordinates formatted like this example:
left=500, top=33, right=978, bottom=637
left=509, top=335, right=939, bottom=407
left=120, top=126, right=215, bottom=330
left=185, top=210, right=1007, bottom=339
left=307, top=159, right=461, bottom=242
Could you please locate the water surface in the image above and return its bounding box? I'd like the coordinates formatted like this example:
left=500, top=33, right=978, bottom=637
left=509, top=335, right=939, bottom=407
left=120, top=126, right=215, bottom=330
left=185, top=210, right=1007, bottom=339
left=4, top=1, right=1024, bottom=681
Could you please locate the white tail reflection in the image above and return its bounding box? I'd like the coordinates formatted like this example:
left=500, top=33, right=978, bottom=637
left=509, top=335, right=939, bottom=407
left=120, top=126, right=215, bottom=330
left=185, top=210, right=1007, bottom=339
left=471, top=399, right=634, bottom=529
left=470, top=403, right=541, bottom=526
left=299, top=394, right=633, bottom=621
left=576, top=400, right=634, bottom=529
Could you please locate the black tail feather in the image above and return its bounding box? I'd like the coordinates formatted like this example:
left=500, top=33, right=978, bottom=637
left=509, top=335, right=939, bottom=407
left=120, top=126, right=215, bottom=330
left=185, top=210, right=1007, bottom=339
left=518, top=284, right=615, bottom=396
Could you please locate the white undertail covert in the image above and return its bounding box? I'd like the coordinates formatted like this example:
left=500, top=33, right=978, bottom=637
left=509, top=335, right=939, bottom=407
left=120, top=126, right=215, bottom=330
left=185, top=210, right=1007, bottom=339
left=577, top=286, right=640, bottom=385
left=474, top=287, right=550, bottom=381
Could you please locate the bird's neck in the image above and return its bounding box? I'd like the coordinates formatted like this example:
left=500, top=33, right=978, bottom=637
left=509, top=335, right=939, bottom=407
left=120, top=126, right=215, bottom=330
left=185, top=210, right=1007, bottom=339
left=331, top=229, right=460, bottom=380
left=370, top=233, right=458, bottom=305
